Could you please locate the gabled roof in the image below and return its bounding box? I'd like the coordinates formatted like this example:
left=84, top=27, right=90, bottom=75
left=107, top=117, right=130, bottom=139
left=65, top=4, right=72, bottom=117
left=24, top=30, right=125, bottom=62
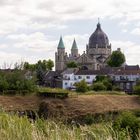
left=58, top=36, right=65, bottom=49
left=71, top=39, right=78, bottom=50
left=44, top=71, right=61, bottom=80
left=61, top=68, right=78, bottom=75
left=75, top=69, right=107, bottom=75
left=113, top=70, right=140, bottom=75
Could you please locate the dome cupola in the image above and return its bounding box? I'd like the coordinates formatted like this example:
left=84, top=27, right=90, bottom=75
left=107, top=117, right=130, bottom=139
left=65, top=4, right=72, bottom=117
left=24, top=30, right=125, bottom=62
left=88, top=22, right=109, bottom=48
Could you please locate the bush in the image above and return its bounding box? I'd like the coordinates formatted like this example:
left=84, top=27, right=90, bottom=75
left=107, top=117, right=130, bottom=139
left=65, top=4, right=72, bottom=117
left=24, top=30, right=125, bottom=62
left=92, top=82, right=106, bottom=91
left=103, top=80, right=112, bottom=91
left=95, top=75, right=113, bottom=91
left=113, top=111, right=140, bottom=140
left=75, top=80, right=88, bottom=93
left=134, top=85, right=140, bottom=95
left=0, top=70, right=37, bottom=95
left=112, top=85, right=121, bottom=91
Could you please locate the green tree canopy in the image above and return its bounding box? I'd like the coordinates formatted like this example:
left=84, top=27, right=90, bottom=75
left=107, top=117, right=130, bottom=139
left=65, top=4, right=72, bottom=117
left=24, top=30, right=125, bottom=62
left=107, top=50, right=125, bottom=67
left=67, top=61, right=78, bottom=68
left=46, top=59, right=54, bottom=70
left=23, top=59, right=54, bottom=71
left=75, top=79, right=88, bottom=92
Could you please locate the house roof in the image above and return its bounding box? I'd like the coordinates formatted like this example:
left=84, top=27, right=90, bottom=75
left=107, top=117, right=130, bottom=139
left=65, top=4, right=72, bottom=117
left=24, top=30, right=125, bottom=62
left=75, top=69, right=107, bottom=75
left=113, top=70, right=140, bottom=75
left=61, top=68, right=78, bottom=75
left=44, top=71, right=61, bottom=80
left=124, top=65, right=139, bottom=70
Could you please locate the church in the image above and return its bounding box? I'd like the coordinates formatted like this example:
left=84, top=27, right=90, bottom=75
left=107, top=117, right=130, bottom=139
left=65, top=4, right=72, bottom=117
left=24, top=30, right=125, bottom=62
left=55, top=22, right=112, bottom=71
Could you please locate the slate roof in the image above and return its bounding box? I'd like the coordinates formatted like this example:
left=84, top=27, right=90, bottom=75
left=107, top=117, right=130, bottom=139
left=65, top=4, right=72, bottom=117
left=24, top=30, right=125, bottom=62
left=124, top=65, right=139, bottom=70
left=44, top=71, right=61, bottom=80
left=61, top=68, right=78, bottom=75
left=75, top=69, right=108, bottom=75
left=89, top=22, right=109, bottom=48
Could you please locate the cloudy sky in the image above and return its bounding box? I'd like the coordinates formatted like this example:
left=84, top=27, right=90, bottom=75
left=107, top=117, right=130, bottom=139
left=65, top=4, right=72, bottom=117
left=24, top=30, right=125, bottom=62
left=0, top=0, right=140, bottom=68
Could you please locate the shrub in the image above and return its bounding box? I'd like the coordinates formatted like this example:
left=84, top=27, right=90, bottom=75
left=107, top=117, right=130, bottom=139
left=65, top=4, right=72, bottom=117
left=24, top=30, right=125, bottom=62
left=103, top=80, right=112, bottom=91
left=134, top=85, right=140, bottom=95
left=112, top=85, right=121, bottom=91
left=75, top=79, right=88, bottom=93
left=95, top=75, right=113, bottom=91
left=92, top=82, right=106, bottom=91
left=113, top=111, right=140, bottom=140
left=0, top=70, right=37, bottom=95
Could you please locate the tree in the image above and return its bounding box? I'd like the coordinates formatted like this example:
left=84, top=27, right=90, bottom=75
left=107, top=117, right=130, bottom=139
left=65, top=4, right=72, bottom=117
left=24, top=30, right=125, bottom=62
left=133, top=80, right=140, bottom=95
left=75, top=79, right=88, bottom=92
left=92, top=82, right=106, bottom=91
left=36, top=65, right=45, bottom=85
left=107, top=50, right=125, bottom=67
left=67, top=61, right=77, bottom=68
left=94, top=75, right=113, bottom=91
left=23, top=62, right=36, bottom=71
left=46, top=59, right=54, bottom=70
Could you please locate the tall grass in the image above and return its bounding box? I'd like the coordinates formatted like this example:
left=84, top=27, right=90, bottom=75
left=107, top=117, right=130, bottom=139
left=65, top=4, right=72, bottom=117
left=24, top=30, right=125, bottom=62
left=0, top=112, right=139, bottom=140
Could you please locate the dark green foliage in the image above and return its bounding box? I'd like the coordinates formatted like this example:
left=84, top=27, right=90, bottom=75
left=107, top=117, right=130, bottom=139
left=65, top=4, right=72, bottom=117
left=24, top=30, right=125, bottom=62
left=23, top=62, right=36, bottom=71
left=134, top=86, right=140, bottom=95
left=23, top=59, right=54, bottom=71
left=133, top=80, right=140, bottom=95
left=113, top=111, right=140, bottom=140
left=103, top=80, right=112, bottom=90
left=112, top=85, right=121, bottom=91
left=46, top=59, right=54, bottom=70
left=93, top=75, right=113, bottom=91
left=92, top=82, right=106, bottom=91
left=67, top=61, right=77, bottom=68
left=0, top=70, right=36, bottom=94
left=95, top=75, right=107, bottom=82
left=75, top=79, right=88, bottom=92
left=107, top=50, right=125, bottom=67
left=24, top=59, right=54, bottom=86
left=36, top=66, right=45, bottom=86
left=84, top=114, right=94, bottom=125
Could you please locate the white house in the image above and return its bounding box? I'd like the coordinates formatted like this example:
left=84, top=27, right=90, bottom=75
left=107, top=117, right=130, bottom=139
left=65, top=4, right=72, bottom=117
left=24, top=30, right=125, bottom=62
left=62, top=69, right=102, bottom=89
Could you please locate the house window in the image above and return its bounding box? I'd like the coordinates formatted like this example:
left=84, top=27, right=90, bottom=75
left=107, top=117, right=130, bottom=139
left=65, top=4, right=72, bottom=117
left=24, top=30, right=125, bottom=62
left=78, top=76, right=82, bottom=79
left=65, top=82, right=67, bottom=85
left=86, top=76, right=90, bottom=79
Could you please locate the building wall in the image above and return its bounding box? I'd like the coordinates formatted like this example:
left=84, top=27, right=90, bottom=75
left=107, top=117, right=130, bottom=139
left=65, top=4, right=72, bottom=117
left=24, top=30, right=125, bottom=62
left=62, top=73, right=96, bottom=89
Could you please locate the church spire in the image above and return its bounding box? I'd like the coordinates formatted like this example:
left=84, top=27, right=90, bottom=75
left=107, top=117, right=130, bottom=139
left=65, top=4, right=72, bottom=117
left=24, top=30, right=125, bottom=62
left=97, top=18, right=101, bottom=29
left=71, top=38, right=78, bottom=50
left=71, top=39, right=78, bottom=57
left=58, top=36, right=65, bottom=49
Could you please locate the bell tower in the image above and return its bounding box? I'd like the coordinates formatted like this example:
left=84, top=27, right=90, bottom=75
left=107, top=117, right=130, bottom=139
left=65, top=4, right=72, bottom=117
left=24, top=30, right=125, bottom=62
left=55, top=36, right=67, bottom=71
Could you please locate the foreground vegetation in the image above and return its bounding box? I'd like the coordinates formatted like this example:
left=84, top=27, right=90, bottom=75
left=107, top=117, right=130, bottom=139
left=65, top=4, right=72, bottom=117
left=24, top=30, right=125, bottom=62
left=0, top=111, right=139, bottom=140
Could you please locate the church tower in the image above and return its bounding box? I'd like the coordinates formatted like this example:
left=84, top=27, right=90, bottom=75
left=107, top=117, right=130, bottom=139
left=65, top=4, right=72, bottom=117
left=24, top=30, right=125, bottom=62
left=55, top=36, right=67, bottom=71
left=71, top=39, right=79, bottom=57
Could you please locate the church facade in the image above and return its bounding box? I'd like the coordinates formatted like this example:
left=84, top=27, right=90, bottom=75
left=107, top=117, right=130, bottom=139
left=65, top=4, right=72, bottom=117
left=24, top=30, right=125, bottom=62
left=55, top=22, right=112, bottom=71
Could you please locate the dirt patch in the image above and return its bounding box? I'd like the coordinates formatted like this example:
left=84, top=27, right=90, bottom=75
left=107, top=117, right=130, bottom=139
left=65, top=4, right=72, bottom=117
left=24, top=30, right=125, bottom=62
left=0, top=95, right=139, bottom=119
left=39, top=95, right=140, bottom=120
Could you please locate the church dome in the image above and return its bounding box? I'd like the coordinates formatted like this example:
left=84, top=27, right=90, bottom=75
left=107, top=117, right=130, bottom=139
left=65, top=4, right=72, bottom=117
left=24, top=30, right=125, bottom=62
left=89, top=23, right=109, bottom=48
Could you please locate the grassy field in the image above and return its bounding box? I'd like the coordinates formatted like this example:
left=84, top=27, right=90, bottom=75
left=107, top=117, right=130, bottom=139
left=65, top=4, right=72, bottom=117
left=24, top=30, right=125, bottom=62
left=0, top=93, right=139, bottom=139
left=0, top=111, right=139, bottom=140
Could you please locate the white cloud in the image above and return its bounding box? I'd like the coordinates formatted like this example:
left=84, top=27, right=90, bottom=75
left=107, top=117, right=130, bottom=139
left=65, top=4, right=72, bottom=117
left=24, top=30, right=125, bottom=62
left=131, top=28, right=140, bottom=35
left=0, top=0, right=140, bottom=66
left=7, top=32, right=57, bottom=52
